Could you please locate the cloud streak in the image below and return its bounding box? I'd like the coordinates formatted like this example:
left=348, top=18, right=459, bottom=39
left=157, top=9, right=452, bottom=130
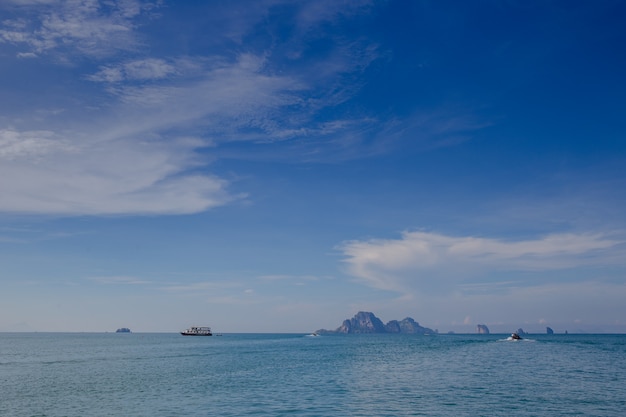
left=88, top=58, right=179, bottom=83
left=0, top=51, right=317, bottom=215
left=0, top=128, right=234, bottom=215
left=340, top=231, right=626, bottom=295
left=88, top=275, right=151, bottom=285
left=0, top=0, right=150, bottom=58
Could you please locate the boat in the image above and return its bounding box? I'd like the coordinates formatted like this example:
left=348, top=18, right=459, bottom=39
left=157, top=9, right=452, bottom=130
left=180, top=326, right=213, bottom=336
left=510, top=332, right=522, bottom=340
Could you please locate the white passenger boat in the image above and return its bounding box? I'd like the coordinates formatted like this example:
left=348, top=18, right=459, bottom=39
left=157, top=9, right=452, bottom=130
left=180, top=326, right=213, bottom=336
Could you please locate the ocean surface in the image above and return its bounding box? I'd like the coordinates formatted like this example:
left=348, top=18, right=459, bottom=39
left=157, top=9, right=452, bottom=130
left=1, top=333, right=625, bottom=416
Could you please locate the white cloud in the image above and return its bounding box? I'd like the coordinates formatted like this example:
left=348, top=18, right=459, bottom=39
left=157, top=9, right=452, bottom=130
left=89, top=276, right=151, bottom=285
left=2, top=0, right=58, bottom=4
left=101, top=54, right=306, bottom=141
left=339, top=230, right=626, bottom=295
left=0, top=128, right=234, bottom=215
left=0, top=0, right=152, bottom=57
left=0, top=48, right=367, bottom=215
left=88, top=58, right=178, bottom=83
left=296, top=0, right=374, bottom=35
left=258, top=274, right=321, bottom=283
left=0, top=129, right=74, bottom=159
left=160, top=281, right=243, bottom=293
left=0, top=1, right=393, bottom=216
left=16, top=51, right=37, bottom=58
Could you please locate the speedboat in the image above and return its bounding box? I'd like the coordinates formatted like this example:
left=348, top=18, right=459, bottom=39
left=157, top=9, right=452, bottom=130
left=510, top=332, right=522, bottom=340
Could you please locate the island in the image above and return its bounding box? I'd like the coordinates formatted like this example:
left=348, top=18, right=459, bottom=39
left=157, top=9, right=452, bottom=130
left=316, top=311, right=436, bottom=335
left=115, top=328, right=131, bottom=333
left=477, top=324, right=490, bottom=334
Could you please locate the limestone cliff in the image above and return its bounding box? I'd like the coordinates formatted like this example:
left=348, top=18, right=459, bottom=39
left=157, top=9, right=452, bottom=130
left=385, top=317, right=434, bottom=334
left=476, top=324, right=490, bottom=334
left=317, top=312, right=435, bottom=335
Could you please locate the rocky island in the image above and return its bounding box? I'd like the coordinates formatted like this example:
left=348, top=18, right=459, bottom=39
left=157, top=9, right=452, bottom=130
left=316, top=311, right=436, bottom=335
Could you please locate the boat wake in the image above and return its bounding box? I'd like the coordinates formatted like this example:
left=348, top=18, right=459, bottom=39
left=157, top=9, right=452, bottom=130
left=500, top=337, right=535, bottom=342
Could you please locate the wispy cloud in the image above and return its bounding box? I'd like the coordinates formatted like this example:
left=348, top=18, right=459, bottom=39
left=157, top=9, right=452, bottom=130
left=258, top=274, right=322, bottom=283
left=88, top=275, right=151, bottom=285
left=159, top=281, right=243, bottom=293
left=0, top=129, right=74, bottom=159
left=0, top=0, right=152, bottom=58
left=1, top=1, right=465, bottom=216
left=0, top=127, right=235, bottom=215
left=339, top=231, right=626, bottom=295
left=295, top=0, right=374, bottom=35
left=103, top=54, right=306, bottom=138
left=0, top=41, right=381, bottom=215
left=87, top=58, right=178, bottom=83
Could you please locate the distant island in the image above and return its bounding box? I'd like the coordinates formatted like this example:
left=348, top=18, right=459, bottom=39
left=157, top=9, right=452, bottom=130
left=115, top=328, right=131, bottom=333
left=477, top=324, right=490, bottom=334
left=316, top=311, right=436, bottom=335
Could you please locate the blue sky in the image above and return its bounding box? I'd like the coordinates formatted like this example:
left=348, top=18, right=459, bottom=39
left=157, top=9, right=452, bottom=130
left=1, top=0, right=625, bottom=333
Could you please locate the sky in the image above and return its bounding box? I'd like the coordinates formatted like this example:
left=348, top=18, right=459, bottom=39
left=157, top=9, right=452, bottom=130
left=1, top=0, right=625, bottom=334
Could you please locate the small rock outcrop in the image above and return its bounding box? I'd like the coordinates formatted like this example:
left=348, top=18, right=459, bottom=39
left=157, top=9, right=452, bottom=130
left=317, top=312, right=435, bottom=335
left=477, top=324, right=490, bottom=334
left=516, top=328, right=526, bottom=335
left=546, top=327, right=554, bottom=335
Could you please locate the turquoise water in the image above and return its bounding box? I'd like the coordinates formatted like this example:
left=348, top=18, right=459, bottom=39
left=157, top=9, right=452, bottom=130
left=1, top=333, right=625, bottom=416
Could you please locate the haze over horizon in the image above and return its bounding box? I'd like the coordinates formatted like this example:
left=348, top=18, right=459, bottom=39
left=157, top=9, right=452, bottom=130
left=1, top=0, right=625, bottom=334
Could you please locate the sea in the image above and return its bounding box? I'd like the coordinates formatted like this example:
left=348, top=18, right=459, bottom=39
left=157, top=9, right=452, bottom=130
left=1, top=333, right=625, bottom=416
